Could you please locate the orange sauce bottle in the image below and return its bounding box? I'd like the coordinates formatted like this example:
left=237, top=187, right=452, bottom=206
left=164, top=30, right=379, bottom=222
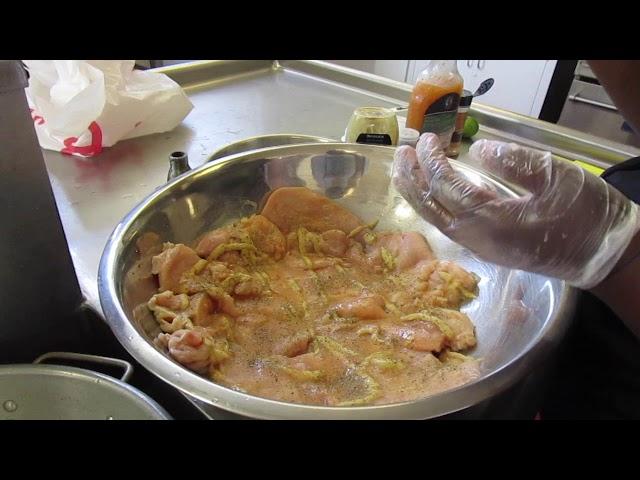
left=406, top=60, right=463, bottom=149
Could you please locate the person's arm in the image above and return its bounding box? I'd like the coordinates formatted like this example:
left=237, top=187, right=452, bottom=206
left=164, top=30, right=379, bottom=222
left=588, top=60, right=640, bottom=137
left=583, top=60, right=640, bottom=334
left=589, top=231, right=640, bottom=339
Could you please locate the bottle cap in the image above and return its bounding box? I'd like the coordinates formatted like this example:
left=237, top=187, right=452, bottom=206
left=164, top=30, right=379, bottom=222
left=459, top=90, right=474, bottom=108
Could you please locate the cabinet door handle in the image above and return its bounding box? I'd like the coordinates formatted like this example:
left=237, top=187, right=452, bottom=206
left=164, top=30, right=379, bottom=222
left=569, top=93, right=618, bottom=112
left=477, top=60, right=485, bottom=70
left=467, top=60, right=473, bottom=68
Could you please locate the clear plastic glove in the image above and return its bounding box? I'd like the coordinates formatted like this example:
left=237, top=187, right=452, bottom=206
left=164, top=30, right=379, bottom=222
left=392, top=133, right=640, bottom=289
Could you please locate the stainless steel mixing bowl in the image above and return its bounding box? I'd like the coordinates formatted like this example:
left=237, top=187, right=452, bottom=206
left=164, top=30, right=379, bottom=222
left=98, top=142, right=576, bottom=419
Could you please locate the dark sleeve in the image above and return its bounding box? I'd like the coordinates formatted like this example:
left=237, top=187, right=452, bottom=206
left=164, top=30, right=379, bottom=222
left=540, top=156, right=640, bottom=420
left=602, top=156, right=640, bottom=203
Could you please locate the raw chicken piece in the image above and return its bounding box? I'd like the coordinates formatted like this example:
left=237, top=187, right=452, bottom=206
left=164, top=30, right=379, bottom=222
left=415, top=260, right=478, bottom=308
left=152, top=290, right=190, bottom=312
left=205, top=287, right=241, bottom=317
left=379, top=320, right=447, bottom=352
left=196, top=214, right=285, bottom=261
left=233, top=277, right=263, bottom=297
left=319, top=230, right=349, bottom=257
left=136, top=232, right=162, bottom=256
left=241, top=215, right=286, bottom=260
left=151, top=244, right=201, bottom=293
left=343, top=231, right=433, bottom=273
left=332, top=294, right=387, bottom=320
left=367, top=232, right=435, bottom=271
left=179, top=261, right=233, bottom=295
left=164, top=328, right=212, bottom=374
left=195, top=229, right=232, bottom=258
left=186, top=292, right=215, bottom=326
left=382, top=308, right=476, bottom=352
left=431, top=308, right=477, bottom=351
left=261, top=187, right=364, bottom=235
left=147, top=291, right=193, bottom=333
left=273, top=331, right=314, bottom=357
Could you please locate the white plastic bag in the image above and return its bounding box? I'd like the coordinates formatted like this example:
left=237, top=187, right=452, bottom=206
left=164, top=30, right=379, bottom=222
left=23, top=60, right=194, bottom=157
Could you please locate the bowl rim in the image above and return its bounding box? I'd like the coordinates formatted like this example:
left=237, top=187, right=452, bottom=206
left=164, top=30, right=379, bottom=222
left=207, top=134, right=335, bottom=162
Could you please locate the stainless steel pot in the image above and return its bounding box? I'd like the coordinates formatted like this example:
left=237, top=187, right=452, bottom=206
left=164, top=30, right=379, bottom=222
left=0, top=352, right=171, bottom=420
left=98, top=142, right=577, bottom=419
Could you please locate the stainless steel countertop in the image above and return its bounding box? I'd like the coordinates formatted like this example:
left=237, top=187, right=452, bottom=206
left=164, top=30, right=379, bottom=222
left=42, top=60, right=640, bottom=315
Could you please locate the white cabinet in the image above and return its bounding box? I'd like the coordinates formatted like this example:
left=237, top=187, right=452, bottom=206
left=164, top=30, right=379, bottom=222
left=458, top=60, right=556, bottom=117
left=326, top=60, right=409, bottom=83
left=408, top=60, right=557, bottom=118
left=373, top=61, right=409, bottom=83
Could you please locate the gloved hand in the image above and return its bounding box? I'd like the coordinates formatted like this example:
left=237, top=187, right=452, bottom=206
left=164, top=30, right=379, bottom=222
left=392, top=133, right=640, bottom=289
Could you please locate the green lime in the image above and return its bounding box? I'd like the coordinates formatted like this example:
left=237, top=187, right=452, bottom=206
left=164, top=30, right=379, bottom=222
left=463, top=116, right=479, bottom=138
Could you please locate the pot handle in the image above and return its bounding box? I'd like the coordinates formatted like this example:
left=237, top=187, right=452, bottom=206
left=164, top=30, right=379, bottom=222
left=34, top=352, right=134, bottom=383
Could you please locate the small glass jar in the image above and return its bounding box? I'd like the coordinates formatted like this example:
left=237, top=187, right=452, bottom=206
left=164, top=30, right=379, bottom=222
left=345, top=107, right=399, bottom=146
left=446, top=90, right=473, bottom=158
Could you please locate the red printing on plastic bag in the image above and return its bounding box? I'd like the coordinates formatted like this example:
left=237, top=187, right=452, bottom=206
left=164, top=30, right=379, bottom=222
left=29, top=108, right=45, bottom=125
left=61, top=121, right=103, bottom=157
